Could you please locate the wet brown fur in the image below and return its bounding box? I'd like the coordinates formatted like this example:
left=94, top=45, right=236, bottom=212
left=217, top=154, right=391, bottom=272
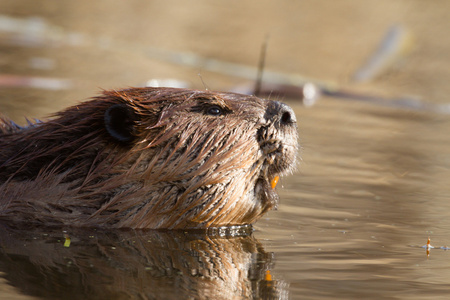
left=0, top=87, right=298, bottom=229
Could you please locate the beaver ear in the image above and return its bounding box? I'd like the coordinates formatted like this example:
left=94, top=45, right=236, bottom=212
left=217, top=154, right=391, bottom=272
left=104, top=104, right=137, bottom=143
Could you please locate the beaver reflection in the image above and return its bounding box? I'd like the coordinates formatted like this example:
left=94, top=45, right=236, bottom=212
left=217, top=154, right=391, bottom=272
left=0, top=223, right=287, bottom=299
left=0, top=87, right=298, bottom=229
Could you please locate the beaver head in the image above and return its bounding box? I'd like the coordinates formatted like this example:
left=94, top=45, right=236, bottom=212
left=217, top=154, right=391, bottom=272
left=0, top=87, right=298, bottom=229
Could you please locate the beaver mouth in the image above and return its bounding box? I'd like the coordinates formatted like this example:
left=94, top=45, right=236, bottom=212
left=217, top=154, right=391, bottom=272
left=259, top=140, right=294, bottom=179
left=257, top=122, right=297, bottom=175
left=254, top=127, right=297, bottom=210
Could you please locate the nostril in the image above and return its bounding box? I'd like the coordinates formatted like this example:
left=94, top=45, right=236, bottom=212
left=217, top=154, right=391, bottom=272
left=281, top=111, right=292, bottom=124
left=279, top=103, right=296, bottom=125
left=265, top=101, right=297, bottom=125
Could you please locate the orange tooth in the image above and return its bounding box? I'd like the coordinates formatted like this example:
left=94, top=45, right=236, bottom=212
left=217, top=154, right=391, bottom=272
left=265, top=270, right=273, bottom=281
left=271, top=176, right=279, bottom=189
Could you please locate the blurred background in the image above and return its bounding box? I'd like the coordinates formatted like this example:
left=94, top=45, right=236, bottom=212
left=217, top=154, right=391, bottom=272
left=1, top=1, right=449, bottom=119
left=1, top=1, right=450, bottom=299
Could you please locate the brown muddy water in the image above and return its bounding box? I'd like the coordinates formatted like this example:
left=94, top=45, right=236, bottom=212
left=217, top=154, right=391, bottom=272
left=1, top=1, right=450, bottom=299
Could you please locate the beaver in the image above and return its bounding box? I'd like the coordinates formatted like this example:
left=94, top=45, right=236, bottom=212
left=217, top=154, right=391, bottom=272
left=0, top=87, right=298, bottom=229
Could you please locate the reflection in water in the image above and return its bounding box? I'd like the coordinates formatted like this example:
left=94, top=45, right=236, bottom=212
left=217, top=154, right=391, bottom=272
left=0, top=223, right=287, bottom=299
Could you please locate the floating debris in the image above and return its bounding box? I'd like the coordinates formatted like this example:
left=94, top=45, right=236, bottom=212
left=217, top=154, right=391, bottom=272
left=353, top=24, right=414, bottom=82
left=420, top=237, right=450, bottom=257
left=0, top=14, right=86, bottom=47
left=231, top=82, right=320, bottom=106
left=0, top=74, right=72, bottom=90
left=145, top=45, right=450, bottom=114
left=2, top=15, right=446, bottom=114
left=144, top=78, right=190, bottom=89
left=146, top=46, right=336, bottom=96
left=63, top=235, right=71, bottom=248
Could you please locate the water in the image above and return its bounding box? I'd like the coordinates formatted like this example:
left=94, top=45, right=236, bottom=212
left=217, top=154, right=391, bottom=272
left=255, top=99, right=450, bottom=299
left=1, top=1, right=450, bottom=299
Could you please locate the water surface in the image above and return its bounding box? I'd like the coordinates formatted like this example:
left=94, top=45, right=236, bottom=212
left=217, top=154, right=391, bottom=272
left=1, top=1, right=450, bottom=299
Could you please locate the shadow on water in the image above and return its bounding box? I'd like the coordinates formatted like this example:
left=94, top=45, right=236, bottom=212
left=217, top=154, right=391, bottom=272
left=0, top=222, right=287, bottom=300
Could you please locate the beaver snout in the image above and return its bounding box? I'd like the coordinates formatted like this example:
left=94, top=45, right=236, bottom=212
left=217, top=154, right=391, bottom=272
left=257, top=100, right=298, bottom=181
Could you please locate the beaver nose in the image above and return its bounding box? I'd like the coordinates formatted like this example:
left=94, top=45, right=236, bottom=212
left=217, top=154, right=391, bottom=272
left=279, top=102, right=296, bottom=125
left=266, top=101, right=297, bottom=125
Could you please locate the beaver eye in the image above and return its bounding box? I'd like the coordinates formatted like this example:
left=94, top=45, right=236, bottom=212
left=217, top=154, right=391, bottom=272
left=206, top=105, right=223, bottom=116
